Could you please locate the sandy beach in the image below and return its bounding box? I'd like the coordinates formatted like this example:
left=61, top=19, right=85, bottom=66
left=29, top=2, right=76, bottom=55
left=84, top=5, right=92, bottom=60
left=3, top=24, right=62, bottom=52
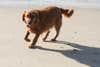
left=0, top=7, right=100, bottom=67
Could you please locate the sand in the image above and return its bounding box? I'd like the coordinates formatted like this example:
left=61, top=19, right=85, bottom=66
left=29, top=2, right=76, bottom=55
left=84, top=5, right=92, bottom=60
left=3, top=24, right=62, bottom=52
left=0, top=7, right=100, bottom=67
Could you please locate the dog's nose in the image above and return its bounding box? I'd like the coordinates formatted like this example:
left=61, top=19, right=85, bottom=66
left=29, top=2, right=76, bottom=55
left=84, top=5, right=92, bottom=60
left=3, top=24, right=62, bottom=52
left=26, top=24, right=32, bottom=29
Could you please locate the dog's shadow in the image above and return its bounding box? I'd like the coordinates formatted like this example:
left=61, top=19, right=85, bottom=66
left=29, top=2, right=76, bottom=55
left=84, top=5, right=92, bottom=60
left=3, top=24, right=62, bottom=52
left=34, top=40, right=100, bottom=67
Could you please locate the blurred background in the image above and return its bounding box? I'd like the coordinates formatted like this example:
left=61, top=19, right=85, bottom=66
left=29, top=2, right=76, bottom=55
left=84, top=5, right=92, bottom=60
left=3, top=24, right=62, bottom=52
left=0, top=0, right=100, bottom=8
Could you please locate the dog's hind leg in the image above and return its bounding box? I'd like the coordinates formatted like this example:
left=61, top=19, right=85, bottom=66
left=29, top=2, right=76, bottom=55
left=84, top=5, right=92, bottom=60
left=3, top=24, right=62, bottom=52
left=51, top=22, right=62, bottom=41
left=24, top=31, right=31, bottom=42
left=43, top=31, right=50, bottom=42
left=29, top=33, right=40, bottom=48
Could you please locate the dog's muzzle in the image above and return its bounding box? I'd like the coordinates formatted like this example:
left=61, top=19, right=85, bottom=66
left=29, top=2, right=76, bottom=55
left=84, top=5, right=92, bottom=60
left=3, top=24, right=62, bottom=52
left=26, top=19, right=33, bottom=29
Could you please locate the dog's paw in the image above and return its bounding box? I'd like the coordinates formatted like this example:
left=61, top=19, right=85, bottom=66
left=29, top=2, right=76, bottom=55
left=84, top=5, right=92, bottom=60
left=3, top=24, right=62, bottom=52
left=42, top=38, right=46, bottom=42
left=28, top=45, right=36, bottom=49
left=51, top=39, right=56, bottom=41
left=24, top=38, right=31, bottom=42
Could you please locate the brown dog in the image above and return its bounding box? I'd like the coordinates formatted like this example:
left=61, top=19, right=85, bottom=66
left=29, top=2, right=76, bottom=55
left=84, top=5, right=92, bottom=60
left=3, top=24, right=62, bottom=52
left=22, top=6, right=74, bottom=48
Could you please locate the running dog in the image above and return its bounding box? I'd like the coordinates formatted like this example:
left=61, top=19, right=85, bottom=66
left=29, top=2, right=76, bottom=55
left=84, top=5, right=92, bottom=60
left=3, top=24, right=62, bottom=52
left=22, top=6, right=74, bottom=48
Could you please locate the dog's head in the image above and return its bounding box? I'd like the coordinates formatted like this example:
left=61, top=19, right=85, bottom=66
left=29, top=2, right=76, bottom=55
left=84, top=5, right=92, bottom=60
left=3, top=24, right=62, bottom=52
left=22, top=10, right=39, bottom=29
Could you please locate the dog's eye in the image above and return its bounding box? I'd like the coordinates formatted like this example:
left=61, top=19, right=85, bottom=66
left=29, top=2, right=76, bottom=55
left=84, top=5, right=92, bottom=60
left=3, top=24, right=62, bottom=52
left=26, top=13, right=33, bottom=18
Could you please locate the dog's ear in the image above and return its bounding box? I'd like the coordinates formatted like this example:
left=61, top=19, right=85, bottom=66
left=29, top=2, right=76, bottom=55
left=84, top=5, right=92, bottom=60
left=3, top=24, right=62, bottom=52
left=31, top=10, right=40, bottom=23
left=22, top=11, right=27, bottom=23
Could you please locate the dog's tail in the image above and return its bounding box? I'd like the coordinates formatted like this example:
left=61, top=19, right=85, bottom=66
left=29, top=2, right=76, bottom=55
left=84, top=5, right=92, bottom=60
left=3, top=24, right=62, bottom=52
left=60, top=8, right=74, bottom=18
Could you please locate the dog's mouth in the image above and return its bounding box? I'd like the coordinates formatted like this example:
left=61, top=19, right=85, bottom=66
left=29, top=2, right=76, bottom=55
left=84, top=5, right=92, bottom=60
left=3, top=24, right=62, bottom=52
left=26, top=24, right=32, bottom=29
left=27, top=24, right=31, bottom=28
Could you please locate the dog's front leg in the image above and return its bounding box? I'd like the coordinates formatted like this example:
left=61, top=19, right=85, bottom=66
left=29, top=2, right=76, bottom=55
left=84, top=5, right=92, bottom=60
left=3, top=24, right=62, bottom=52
left=24, top=31, right=31, bottom=42
left=29, top=33, right=40, bottom=48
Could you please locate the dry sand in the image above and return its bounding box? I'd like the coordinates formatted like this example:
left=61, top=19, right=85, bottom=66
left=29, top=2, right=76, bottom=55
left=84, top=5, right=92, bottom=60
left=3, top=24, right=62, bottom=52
left=0, top=7, right=100, bottom=67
